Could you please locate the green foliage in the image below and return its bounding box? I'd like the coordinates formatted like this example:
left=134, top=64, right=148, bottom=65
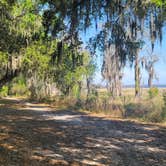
left=72, top=84, right=80, bottom=99
left=144, top=97, right=163, bottom=122
left=0, top=86, right=9, bottom=97
left=55, top=49, right=95, bottom=96
left=0, top=0, right=42, bottom=54
left=162, top=91, right=166, bottom=107
left=0, top=52, right=8, bottom=64
left=0, top=52, right=8, bottom=75
left=0, top=0, right=164, bottom=114
left=151, top=0, right=166, bottom=6
left=8, top=76, right=29, bottom=96
left=21, top=40, right=54, bottom=99
left=85, top=88, right=98, bottom=110
left=22, top=40, right=52, bottom=79
left=145, top=111, right=162, bottom=123
left=11, top=0, right=42, bottom=37
left=148, top=87, right=159, bottom=99
left=161, top=91, right=166, bottom=121
left=20, top=38, right=95, bottom=99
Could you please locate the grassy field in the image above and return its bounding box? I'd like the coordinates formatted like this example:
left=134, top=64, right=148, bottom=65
left=0, top=87, right=166, bottom=124
left=77, top=87, right=166, bottom=124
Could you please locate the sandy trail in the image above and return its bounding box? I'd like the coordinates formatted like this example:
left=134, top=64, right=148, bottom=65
left=0, top=98, right=166, bottom=166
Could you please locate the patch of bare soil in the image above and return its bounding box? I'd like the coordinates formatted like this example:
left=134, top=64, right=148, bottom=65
left=0, top=98, right=166, bottom=166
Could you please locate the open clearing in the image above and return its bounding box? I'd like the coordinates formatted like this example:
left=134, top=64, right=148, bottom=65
left=0, top=98, right=166, bottom=166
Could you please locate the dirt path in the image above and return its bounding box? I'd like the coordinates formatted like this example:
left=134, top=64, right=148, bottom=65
left=0, top=98, right=166, bottom=166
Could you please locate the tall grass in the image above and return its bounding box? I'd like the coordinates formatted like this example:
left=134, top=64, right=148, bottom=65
left=77, top=88, right=166, bottom=123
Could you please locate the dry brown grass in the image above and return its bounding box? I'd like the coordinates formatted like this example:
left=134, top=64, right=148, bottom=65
left=81, top=88, right=166, bottom=123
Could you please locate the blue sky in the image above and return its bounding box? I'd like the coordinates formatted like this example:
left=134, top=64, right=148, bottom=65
left=80, top=26, right=166, bottom=86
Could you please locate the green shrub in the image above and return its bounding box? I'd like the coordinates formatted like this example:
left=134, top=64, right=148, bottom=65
left=9, top=76, right=29, bottom=96
left=161, top=91, right=166, bottom=121
left=162, top=91, right=166, bottom=107
left=148, top=87, right=159, bottom=99
left=145, top=110, right=163, bottom=123
left=161, top=108, right=166, bottom=122
left=0, top=86, right=9, bottom=97
left=143, top=97, right=164, bottom=123
left=85, top=88, right=98, bottom=111
left=10, top=83, right=29, bottom=96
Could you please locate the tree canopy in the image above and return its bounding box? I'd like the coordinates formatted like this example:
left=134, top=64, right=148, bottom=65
left=0, top=0, right=165, bottom=98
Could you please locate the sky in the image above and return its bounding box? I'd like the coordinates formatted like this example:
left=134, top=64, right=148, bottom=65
left=123, top=36, right=166, bottom=86
left=80, top=26, right=166, bottom=86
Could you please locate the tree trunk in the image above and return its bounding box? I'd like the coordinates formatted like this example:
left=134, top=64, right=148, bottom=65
left=77, top=81, right=82, bottom=99
left=0, top=54, right=21, bottom=89
left=0, top=68, right=21, bottom=89
left=135, top=51, right=140, bottom=97
left=86, top=78, right=91, bottom=98
left=148, top=75, right=152, bottom=88
left=148, top=68, right=153, bottom=88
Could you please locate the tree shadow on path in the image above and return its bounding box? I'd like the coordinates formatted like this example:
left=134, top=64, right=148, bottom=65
left=0, top=98, right=166, bottom=166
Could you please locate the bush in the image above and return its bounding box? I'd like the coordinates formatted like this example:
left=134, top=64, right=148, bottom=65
left=161, top=91, right=166, bottom=121
left=124, top=102, right=148, bottom=118
left=9, top=76, right=29, bottom=96
left=145, top=110, right=163, bottom=123
left=10, top=83, right=29, bottom=96
left=85, top=88, right=98, bottom=111
left=0, top=86, right=9, bottom=97
left=148, top=87, right=159, bottom=99
left=162, top=91, right=166, bottom=107
left=143, top=96, right=164, bottom=123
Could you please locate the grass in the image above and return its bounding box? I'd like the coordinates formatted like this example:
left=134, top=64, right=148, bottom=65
left=77, top=88, right=166, bottom=124
left=1, top=85, right=166, bottom=124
